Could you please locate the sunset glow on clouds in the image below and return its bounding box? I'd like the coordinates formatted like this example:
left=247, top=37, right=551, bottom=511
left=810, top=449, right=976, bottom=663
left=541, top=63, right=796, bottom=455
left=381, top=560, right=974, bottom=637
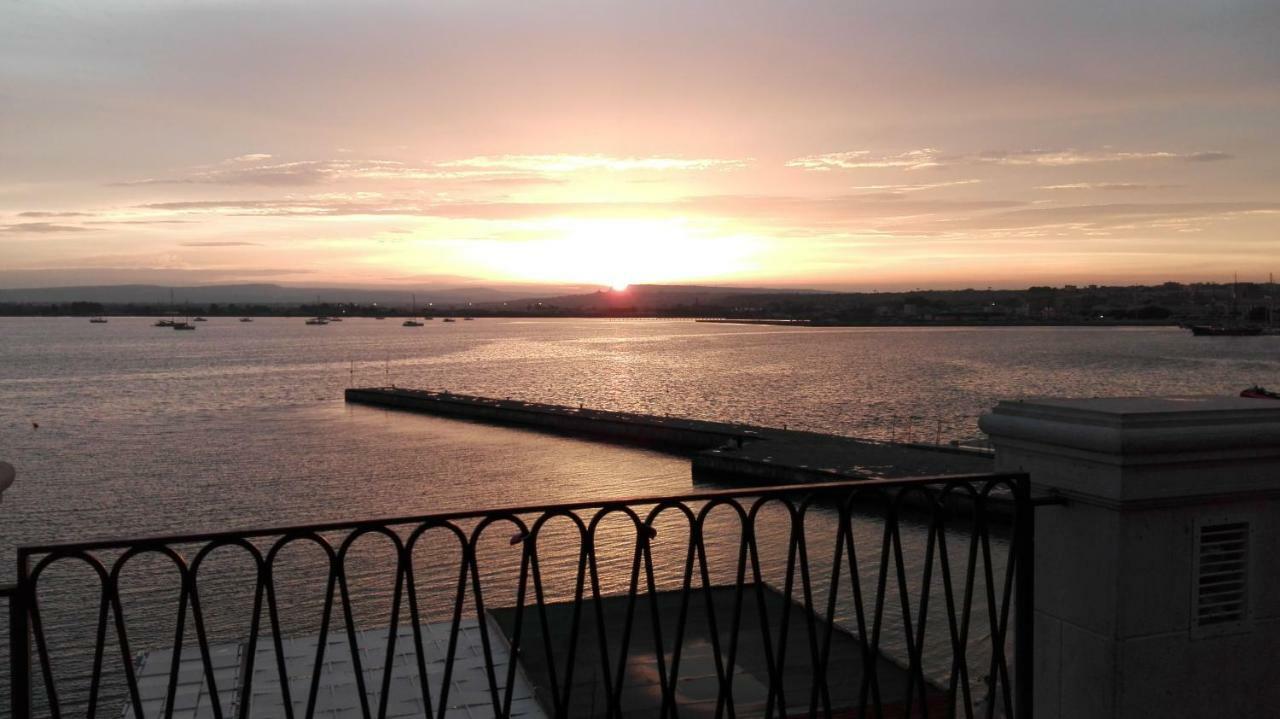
left=2, top=0, right=1278, bottom=290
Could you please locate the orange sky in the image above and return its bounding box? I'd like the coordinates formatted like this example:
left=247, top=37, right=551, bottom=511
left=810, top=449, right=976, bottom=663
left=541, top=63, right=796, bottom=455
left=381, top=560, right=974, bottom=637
left=2, top=1, right=1278, bottom=290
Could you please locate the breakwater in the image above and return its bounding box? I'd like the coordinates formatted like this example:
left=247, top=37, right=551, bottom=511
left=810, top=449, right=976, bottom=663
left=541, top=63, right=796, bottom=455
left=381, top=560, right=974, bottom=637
left=344, top=387, right=993, bottom=483
left=345, top=387, right=764, bottom=450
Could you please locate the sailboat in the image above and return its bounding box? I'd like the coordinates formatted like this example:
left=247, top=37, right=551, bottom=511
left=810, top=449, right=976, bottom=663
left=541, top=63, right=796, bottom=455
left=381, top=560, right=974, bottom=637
left=1264, top=273, right=1280, bottom=335
left=1188, top=274, right=1263, bottom=336
left=155, top=289, right=179, bottom=327
left=403, top=293, right=424, bottom=327
left=172, top=297, right=196, bottom=330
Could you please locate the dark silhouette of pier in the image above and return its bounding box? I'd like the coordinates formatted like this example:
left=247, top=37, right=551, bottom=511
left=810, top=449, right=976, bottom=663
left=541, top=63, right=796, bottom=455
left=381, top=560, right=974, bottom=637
left=344, top=387, right=993, bottom=484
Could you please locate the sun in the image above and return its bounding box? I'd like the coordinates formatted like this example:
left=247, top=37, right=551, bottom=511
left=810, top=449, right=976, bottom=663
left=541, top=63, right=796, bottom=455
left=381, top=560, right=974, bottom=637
left=611, top=282, right=630, bottom=292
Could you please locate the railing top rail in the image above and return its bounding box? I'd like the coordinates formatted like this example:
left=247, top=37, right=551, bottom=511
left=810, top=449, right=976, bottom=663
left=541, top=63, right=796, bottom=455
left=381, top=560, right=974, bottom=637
left=18, top=472, right=1026, bottom=555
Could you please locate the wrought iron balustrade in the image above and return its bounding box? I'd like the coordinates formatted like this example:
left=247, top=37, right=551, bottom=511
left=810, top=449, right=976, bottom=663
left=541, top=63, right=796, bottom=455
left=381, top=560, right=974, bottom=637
left=4, top=472, right=1032, bottom=719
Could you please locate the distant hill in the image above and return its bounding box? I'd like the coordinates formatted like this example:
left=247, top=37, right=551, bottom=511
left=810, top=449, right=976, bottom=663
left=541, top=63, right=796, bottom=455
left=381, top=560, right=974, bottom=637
left=0, top=283, right=556, bottom=307
left=0, top=282, right=825, bottom=309
left=483, top=284, right=828, bottom=310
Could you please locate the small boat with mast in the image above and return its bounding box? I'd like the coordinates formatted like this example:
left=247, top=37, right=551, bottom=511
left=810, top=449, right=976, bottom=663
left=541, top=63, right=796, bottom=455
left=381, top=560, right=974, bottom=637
left=154, top=289, right=180, bottom=327
left=172, top=297, right=196, bottom=330
left=1187, top=273, right=1265, bottom=336
left=402, top=293, right=425, bottom=327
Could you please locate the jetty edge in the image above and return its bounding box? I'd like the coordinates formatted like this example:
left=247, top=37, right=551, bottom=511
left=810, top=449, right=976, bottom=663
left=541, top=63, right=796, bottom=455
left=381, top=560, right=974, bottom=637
left=344, top=387, right=995, bottom=486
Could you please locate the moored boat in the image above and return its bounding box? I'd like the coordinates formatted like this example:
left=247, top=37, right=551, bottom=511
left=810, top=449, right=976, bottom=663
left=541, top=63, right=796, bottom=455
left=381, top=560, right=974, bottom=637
left=1241, top=386, right=1280, bottom=400
left=403, top=293, right=426, bottom=326
left=89, top=316, right=108, bottom=323
left=1188, top=325, right=1263, bottom=336
left=1189, top=274, right=1264, bottom=336
left=305, top=317, right=329, bottom=325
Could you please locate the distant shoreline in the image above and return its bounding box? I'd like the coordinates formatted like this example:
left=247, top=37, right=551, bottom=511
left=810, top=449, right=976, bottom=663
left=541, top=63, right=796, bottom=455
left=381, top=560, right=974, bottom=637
left=695, top=318, right=1180, bottom=328
left=0, top=312, right=1186, bottom=328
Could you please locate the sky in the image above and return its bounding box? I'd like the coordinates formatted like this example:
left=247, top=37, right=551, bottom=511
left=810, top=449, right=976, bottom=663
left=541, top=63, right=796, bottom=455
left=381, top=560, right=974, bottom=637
left=2, top=0, right=1278, bottom=291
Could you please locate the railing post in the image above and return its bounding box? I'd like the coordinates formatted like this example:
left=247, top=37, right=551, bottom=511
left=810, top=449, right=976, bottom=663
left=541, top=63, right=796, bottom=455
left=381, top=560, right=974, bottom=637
left=1014, top=473, right=1034, bottom=718
left=9, top=568, right=30, bottom=719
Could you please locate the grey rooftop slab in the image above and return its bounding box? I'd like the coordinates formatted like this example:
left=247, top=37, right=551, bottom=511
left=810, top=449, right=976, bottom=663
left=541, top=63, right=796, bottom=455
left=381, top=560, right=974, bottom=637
left=122, top=619, right=544, bottom=719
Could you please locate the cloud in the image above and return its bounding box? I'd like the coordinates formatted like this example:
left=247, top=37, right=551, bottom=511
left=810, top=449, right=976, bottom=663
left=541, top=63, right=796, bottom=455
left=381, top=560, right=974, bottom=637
left=437, top=154, right=749, bottom=173
left=121, top=153, right=750, bottom=187
left=179, top=241, right=262, bottom=247
left=1185, top=151, right=1233, bottom=163
left=912, top=202, right=1280, bottom=234
left=1, top=222, right=96, bottom=234
left=121, top=159, right=447, bottom=187
left=464, top=175, right=569, bottom=187
left=85, top=219, right=194, bottom=225
left=849, top=179, right=982, bottom=195
left=972, top=149, right=1227, bottom=166
left=789, top=148, right=1234, bottom=171
left=787, top=149, right=943, bottom=171
left=136, top=193, right=1025, bottom=225
left=10, top=212, right=192, bottom=227
left=0, top=267, right=315, bottom=288
left=1038, top=182, right=1178, bottom=191
left=139, top=198, right=423, bottom=216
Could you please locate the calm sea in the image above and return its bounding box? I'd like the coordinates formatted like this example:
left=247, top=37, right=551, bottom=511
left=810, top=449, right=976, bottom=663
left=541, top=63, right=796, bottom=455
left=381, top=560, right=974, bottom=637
left=1, top=317, right=1275, bottom=713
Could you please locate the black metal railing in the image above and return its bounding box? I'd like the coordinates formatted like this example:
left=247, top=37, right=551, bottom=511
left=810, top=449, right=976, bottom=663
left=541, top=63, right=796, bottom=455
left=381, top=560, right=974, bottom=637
left=6, top=472, right=1032, bottom=718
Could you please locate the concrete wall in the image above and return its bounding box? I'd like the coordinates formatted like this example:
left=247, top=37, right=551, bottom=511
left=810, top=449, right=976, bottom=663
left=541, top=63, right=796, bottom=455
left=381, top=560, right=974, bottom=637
left=982, top=396, right=1280, bottom=718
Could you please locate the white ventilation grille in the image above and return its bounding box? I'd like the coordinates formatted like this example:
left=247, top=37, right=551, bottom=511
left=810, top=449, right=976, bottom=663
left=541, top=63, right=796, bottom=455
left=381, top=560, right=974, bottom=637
left=1194, top=521, right=1249, bottom=631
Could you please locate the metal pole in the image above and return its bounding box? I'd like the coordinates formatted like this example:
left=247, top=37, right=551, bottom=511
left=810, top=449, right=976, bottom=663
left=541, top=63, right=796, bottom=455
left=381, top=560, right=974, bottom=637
left=10, top=558, right=30, bottom=718
left=1015, top=473, right=1035, bottom=717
